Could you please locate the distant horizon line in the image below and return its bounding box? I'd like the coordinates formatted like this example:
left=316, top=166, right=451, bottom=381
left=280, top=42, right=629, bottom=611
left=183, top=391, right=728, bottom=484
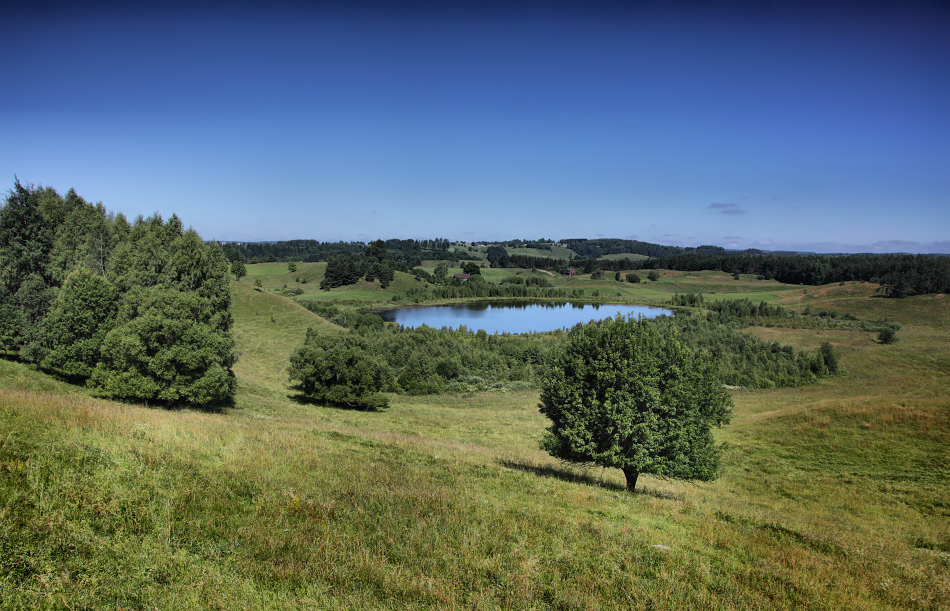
left=208, top=237, right=950, bottom=257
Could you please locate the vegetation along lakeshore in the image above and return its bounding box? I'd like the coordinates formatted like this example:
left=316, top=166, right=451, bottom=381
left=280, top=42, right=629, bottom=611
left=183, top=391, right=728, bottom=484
left=0, top=181, right=947, bottom=609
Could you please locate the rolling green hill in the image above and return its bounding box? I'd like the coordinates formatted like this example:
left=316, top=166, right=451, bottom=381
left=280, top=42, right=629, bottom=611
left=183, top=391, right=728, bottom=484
left=1, top=274, right=948, bottom=609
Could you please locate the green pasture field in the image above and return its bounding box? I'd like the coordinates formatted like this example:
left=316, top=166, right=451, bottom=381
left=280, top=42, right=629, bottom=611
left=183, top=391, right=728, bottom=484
left=506, top=245, right=578, bottom=259
left=2, top=273, right=948, bottom=609
left=600, top=252, right=650, bottom=261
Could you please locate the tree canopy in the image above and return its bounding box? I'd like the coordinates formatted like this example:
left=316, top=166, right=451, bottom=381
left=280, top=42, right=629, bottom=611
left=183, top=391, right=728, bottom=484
left=539, top=315, right=732, bottom=492
left=288, top=330, right=392, bottom=410
left=0, top=180, right=236, bottom=407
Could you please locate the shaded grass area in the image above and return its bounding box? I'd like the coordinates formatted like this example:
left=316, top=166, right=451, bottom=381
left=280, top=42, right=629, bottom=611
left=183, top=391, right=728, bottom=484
left=1, top=279, right=949, bottom=608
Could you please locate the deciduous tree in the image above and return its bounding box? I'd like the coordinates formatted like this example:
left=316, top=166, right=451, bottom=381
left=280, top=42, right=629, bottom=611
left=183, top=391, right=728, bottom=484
left=89, top=285, right=236, bottom=406
left=434, top=261, right=449, bottom=283
left=539, top=315, right=732, bottom=492
left=288, top=329, right=391, bottom=410
left=231, top=260, right=247, bottom=281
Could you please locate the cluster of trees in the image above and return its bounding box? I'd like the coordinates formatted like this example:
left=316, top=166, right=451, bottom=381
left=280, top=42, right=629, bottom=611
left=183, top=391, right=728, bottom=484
left=656, top=314, right=839, bottom=388
left=428, top=280, right=587, bottom=301
left=560, top=238, right=683, bottom=259
left=320, top=241, right=396, bottom=289
left=289, top=300, right=841, bottom=413
left=672, top=293, right=901, bottom=335
left=0, top=180, right=235, bottom=406
left=636, top=252, right=950, bottom=297
left=220, top=240, right=365, bottom=264
left=219, top=237, right=455, bottom=266
left=486, top=245, right=510, bottom=268
left=289, top=318, right=553, bottom=408
left=499, top=238, right=555, bottom=249
left=500, top=275, right=551, bottom=288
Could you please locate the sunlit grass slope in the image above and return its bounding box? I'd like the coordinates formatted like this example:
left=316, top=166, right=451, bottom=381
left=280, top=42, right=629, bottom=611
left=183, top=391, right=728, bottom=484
left=231, top=280, right=343, bottom=408
left=1, top=278, right=948, bottom=609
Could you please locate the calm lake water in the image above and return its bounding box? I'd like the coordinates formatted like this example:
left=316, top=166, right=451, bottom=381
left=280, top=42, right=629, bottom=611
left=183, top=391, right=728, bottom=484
left=379, top=302, right=672, bottom=335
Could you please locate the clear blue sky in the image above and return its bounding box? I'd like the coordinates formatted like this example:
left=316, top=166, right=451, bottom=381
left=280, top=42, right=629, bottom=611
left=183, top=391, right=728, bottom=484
left=3, top=1, right=948, bottom=253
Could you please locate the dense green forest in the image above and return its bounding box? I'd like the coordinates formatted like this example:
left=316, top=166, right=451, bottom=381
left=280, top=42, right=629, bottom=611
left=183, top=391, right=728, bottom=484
left=636, top=252, right=950, bottom=297
left=0, top=180, right=235, bottom=406
left=220, top=237, right=456, bottom=266
left=497, top=250, right=950, bottom=297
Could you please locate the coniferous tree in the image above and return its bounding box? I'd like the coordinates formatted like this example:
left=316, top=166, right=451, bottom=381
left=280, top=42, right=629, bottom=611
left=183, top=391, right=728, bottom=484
left=0, top=179, right=55, bottom=354
left=41, top=267, right=118, bottom=378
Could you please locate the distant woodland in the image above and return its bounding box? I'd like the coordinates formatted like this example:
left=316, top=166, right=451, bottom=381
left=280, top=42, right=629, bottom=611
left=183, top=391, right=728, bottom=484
left=230, top=236, right=950, bottom=298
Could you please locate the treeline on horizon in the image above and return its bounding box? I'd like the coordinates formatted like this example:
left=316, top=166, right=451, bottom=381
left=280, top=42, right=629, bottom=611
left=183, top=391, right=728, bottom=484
left=0, top=180, right=235, bottom=406
left=220, top=237, right=459, bottom=268
left=234, top=236, right=949, bottom=298
left=503, top=242, right=950, bottom=298
left=636, top=252, right=950, bottom=297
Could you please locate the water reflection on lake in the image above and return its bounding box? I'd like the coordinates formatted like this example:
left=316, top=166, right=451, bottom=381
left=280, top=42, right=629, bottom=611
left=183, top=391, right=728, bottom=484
left=378, top=301, right=671, bottom=335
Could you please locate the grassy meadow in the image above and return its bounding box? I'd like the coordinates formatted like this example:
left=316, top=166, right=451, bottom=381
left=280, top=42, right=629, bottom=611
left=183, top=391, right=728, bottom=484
left=1, top=270, right=948, bottom=609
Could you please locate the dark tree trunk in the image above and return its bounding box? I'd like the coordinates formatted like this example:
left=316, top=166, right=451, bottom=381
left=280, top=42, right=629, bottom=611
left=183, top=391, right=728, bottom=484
left=622, top=467, right=639, bottom=492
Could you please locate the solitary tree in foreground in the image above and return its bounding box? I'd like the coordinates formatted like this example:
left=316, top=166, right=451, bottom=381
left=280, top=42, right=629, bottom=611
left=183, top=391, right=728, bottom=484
left=539, top=315, right=732, bottom=492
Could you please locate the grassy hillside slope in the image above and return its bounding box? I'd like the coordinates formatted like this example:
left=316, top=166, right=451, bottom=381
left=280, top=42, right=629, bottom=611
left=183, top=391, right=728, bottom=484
left=1, top=279, right=947, bottom=609
left=231, top=281, right=343, bottom=409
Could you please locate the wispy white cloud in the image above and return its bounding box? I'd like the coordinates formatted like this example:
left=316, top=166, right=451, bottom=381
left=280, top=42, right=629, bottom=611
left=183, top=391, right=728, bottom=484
left=708, top=202, right=747, bottom=215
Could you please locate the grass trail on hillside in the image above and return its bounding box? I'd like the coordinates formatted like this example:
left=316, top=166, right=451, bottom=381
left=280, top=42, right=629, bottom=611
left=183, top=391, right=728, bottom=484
left=231, top=281, right=343, bottom=407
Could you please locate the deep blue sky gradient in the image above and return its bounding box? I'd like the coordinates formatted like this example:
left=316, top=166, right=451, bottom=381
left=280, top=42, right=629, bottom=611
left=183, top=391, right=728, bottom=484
left=3, top=1, right=948, bottom=252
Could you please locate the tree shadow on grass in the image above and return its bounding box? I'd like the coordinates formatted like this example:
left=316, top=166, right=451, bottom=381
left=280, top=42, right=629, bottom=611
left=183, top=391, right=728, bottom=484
left=287, top=392, right=387, bottom=412
left=102, top=394, right=233, bottom=414
left=1, top=354, right=231, bottom=413
left=499, top=459, right=683, bottom=499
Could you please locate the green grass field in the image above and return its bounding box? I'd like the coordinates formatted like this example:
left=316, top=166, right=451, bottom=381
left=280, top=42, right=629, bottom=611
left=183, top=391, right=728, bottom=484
left=506, top=245, right=578, bottom=259
left=2, top=272, right=948, bottom=609
left=600, top=252, right=650, bottom=262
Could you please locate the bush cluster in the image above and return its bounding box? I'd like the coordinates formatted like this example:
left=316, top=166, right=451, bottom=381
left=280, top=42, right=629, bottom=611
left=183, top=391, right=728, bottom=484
left=654, top=314, right=839, bottom=388
left=290, top=299, right=844, bottom=407
left=288, top=321, right=558, bottom=407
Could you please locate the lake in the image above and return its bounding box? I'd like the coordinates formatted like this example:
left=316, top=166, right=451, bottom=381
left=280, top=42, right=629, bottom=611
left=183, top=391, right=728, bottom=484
left=378, top=301, right=672, bottom=335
